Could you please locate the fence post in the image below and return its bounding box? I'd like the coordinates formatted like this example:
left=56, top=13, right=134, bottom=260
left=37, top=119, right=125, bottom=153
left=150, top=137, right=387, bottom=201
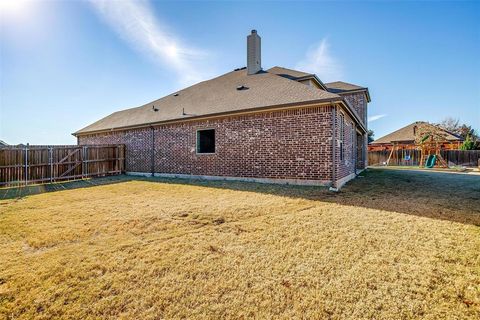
left=84, top=146, right=88, bottom=178
left=49, top=146, right=53, bottom=183
left=24, top=145, right=28, bottom=186
left=81, top=146, right=84, bottom=179
left=116, top=145, right=119, bottom=173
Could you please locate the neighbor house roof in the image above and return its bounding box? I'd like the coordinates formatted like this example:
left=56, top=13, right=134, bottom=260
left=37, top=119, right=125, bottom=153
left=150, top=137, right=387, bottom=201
left=324, top=81, right=371, bottom=102
left=371, top=121, right=463, bottom=144
left=75, top=68, right=344, bottom=135
left=0, top=139, right=8, bottom=147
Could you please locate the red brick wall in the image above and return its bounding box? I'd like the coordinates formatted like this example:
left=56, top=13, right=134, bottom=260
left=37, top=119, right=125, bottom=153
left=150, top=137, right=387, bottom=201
left=343, top=92, right=367, bottom=126
left=358, top=133, right=367, bottom=169
left=341, top=92, right=368, bottom=170
left=335, top=108, right=358, bottom=179
left=78, top=128, right=154, bottom=173
left=78, top=105, right=343, bottom=182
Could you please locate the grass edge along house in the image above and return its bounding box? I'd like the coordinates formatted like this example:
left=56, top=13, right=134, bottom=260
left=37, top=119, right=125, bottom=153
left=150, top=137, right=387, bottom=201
left=74, top=30, right=371, bottom=189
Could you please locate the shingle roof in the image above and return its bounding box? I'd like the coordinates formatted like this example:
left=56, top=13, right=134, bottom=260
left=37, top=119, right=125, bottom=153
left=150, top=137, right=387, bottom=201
left=324, top=81, right=366, bottom=93
left=0, top=140, right=8, bottom=147
left=75, top=68, right=342, bottom=135
left=267, top=66, right=313, bottom=79
left=371, top=121, right=463, bottom=144
left=324, top=81, right=371, bottom=102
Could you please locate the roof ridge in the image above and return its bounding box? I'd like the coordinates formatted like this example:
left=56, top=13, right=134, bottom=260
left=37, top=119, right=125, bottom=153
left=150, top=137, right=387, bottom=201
left=325, top=80, right=366, bottom=88
left=268, top=66, right=313, bottom=74
left=267, top=66, right=314, bottom=79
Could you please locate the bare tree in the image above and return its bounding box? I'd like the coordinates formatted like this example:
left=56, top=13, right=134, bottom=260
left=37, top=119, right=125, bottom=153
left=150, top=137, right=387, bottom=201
left=437, top=117, right=478, bottom=141
left=438, top=117, right=460, bottom=133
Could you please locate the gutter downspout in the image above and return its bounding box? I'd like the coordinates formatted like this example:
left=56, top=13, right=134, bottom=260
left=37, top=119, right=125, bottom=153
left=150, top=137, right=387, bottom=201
left=330, top=104, right=338, bottom=191
left=150, top=125, right=155, bottom=177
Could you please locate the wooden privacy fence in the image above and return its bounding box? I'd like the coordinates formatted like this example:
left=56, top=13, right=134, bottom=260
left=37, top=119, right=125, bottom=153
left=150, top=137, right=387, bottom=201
left=0, top=145, right=125, bottom=187
left=368, top=149, right=480, bottom=167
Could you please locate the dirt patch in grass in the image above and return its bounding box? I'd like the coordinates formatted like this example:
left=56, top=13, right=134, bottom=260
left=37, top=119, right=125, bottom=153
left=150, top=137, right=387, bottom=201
left=0, top=170, right=479, bottom=319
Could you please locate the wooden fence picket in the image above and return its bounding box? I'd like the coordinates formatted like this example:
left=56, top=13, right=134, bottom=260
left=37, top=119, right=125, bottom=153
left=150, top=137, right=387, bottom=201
left=0, top=145, right=125, bottom=187
left=368, top=149, right=480, bottom=167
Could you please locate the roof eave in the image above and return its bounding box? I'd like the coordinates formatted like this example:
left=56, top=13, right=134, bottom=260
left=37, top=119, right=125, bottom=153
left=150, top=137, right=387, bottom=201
left=335, top=88, right=371, bottom=103
left=73, top=97, right=344, bottom=137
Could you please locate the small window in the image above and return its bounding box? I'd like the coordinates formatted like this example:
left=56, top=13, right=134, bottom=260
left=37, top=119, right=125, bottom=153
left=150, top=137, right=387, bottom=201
left=197, top=129, right=215, bottom=154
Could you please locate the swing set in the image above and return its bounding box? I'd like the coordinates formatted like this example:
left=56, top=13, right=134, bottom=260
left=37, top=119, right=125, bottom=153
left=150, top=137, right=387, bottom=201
left=385, top=143, right=414, bottom=165
left=386, top=123, right=450, bottom=168
left=417, top=134, right=448, bottom=168
left=415, top=123, right=449, bottom=168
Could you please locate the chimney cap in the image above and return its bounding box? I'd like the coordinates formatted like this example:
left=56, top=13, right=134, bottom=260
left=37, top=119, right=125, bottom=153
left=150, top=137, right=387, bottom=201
left=251, top=29, right=257, bottom=34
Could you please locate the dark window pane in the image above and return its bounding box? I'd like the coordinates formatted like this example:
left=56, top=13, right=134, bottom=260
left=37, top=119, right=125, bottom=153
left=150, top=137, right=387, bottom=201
left=197, top=129, right=215, bottom=153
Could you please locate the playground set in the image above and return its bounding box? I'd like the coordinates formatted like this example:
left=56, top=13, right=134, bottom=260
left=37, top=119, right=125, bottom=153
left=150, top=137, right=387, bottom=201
left=386, top=123, right=450, bottom=168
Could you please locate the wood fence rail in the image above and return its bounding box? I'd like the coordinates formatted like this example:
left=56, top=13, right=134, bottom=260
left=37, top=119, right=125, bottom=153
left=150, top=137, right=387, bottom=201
left=368, top=149, right=480, bottom=167
left=0, top=145, right=125, bottom=187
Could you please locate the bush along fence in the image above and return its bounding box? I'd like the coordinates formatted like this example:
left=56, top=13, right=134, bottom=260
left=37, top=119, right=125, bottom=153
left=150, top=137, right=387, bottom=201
left=0, top=145, right=125, bottom=187
left=368, top=149, right=480, bottom=167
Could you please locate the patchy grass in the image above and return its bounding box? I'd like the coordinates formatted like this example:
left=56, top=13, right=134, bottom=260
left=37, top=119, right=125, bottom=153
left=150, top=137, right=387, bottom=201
left=0, top=169, right=479, bottom=319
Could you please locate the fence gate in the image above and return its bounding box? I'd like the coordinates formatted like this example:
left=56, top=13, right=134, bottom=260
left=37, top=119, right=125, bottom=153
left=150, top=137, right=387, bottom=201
left=0, top=145, right=125, bottom=187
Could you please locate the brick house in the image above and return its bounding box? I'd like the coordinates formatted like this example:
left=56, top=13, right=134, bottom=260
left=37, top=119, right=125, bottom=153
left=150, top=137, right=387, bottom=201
left=74, top=30, right=370, bottom=188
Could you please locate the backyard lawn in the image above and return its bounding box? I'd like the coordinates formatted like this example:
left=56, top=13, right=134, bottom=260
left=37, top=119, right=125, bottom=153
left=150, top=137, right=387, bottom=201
left=1, top=169, right=479, bottom=319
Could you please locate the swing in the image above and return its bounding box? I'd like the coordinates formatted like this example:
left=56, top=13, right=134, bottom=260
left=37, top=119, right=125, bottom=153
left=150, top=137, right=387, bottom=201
left=404, top=149, right=411, bottom=161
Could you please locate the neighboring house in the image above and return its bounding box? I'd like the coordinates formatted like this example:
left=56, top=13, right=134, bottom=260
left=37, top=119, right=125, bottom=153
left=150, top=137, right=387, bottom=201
left=74, top=30, right=371, bottom=188
left=369, top=121, right=463, bottom=151
left=0, top=140, right=8, bottom=148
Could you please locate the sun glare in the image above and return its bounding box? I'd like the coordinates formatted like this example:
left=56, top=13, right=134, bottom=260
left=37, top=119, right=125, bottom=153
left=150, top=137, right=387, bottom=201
left=165, top=44, right=179, bottom=58
left=0, top=0, right=31, bottom=19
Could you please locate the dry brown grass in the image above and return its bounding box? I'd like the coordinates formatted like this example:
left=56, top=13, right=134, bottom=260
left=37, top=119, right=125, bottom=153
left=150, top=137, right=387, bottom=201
left=1, top=169, right=479, bottom=319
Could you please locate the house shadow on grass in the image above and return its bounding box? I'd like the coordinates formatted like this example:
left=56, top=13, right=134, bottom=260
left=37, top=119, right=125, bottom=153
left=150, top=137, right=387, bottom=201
left=145, top=169, right=480, bottom=227
left=1, top=169, right=479, bottom=227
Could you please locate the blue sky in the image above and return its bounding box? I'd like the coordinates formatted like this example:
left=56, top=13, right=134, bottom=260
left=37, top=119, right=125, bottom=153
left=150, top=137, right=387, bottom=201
left=1, top=0, right=479, bottom=145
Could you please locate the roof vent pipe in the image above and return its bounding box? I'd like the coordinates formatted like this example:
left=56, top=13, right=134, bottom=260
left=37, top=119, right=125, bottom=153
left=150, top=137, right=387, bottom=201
left=247, top=29, right=261, bottom=75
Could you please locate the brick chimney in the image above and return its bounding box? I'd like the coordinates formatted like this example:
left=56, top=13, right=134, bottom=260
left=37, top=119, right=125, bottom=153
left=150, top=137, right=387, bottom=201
left=247, top=30, right=261, bottom=75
